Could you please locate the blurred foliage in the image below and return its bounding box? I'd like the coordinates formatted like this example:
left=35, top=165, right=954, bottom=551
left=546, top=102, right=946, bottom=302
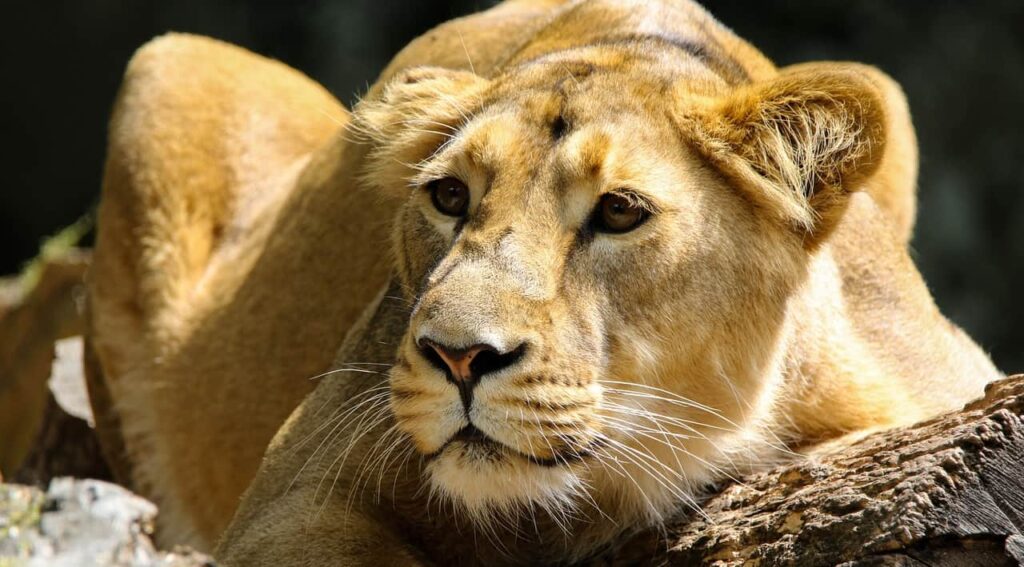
left=1, top=0, right=1020, bottom=369
left=16, top=214, right=92, bottom=294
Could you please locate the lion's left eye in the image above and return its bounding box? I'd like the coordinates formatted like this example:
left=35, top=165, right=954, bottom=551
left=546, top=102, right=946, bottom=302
left=593, top=192, right=648, bottom=233
left=428, top=177, right=470, bottom=217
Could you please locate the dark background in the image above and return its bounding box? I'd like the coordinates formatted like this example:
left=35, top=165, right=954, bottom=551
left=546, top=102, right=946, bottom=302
left=2, top=1, right=1021, bottom=370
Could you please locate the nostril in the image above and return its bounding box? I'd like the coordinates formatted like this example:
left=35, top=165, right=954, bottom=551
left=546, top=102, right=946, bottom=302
left=469, top=343, right=526, bottom=379
left=418, top=341, right=450, bottom=375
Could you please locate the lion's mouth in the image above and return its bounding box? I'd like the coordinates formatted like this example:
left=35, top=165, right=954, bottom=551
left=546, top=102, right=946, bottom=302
left=433, top=423, right=596, bottom=468
left=452, top=423, right=495, bottom=445
left=437, top=423, right=504, bottom=455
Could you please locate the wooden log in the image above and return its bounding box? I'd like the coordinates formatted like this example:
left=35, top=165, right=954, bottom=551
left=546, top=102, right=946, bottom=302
left=602, top=374, right=1024, bottom=566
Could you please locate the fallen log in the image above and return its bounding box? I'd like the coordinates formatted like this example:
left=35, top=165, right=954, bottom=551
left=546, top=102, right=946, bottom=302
left=603, top=374, right=1024, bottom=566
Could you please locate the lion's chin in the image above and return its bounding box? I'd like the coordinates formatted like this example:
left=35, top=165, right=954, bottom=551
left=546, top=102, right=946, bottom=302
left=425, top=440, right=585, bottom=519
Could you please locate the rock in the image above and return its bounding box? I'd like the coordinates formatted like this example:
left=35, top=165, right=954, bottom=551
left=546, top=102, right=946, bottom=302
left=49, top=337, right=94, bottom=426
left=0, top=478, right=214, bottom=566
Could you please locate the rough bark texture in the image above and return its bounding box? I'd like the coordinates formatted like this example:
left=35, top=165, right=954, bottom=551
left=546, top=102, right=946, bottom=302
left=603, top=374, right=1024, bottom=566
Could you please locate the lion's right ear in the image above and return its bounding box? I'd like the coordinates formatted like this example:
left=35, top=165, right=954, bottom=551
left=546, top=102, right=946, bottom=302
left=353, top=67, right=491, bottom=190
left=679, top=64, right=888, bottom=241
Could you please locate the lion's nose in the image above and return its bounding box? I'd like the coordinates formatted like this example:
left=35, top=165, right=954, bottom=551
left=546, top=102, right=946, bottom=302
left=419, top=339, right=525, bottom=383
left=418, top=338, right=525, bottom=408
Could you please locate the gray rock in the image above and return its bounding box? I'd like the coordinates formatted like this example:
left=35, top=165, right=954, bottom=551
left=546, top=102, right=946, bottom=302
left=0, top=478, right=213, bottom=567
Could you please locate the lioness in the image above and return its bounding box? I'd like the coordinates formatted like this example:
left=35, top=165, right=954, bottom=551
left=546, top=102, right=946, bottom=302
left=87, top=0, right=1002, bottom=563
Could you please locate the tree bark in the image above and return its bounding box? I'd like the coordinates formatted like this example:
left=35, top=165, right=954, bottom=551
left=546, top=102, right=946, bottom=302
left=603, top=375, right=1024, bottom=566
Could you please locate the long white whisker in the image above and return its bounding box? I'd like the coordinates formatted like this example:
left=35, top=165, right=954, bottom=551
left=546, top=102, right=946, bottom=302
left=309, top=402, right=393, bottom=523
left=286, top=391, right=391, bottom=494
left=598, top=434, right=710, bottom=522
left=308, top=366, right=387, bottom=381
left=596, top=414, right=750, bottom=490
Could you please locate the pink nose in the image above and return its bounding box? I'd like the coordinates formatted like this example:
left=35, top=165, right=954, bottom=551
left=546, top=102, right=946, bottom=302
left=421, top=340, right=495, bottom=383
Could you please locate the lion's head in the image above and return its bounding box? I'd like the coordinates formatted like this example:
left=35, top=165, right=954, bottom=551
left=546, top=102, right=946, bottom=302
left=353, top=43, right=886, bottom=525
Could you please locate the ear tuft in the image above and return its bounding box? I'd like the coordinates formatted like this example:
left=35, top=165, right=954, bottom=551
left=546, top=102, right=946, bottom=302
left=350, top=66, right=490, bottom=192
left=683, top=64, right=888, bottom=236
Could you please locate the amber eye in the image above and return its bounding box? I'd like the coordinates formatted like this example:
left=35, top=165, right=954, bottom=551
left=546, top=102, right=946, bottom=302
left=593, top=192, right=648, bottom=233
left=428, top=177, right=470, bottom=217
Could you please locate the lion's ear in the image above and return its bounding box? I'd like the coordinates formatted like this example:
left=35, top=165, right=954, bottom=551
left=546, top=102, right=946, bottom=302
left=682, top=63, right=888, bottom=239
left=353, top=67, right=490, bottom=190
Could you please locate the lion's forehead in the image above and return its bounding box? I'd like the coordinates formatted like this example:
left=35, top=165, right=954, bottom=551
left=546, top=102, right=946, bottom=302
left=449, top=96, right=685, bottom=205
left=497, top=37, right=734, bottom=97
left=488, top=63, right=677, bottom=126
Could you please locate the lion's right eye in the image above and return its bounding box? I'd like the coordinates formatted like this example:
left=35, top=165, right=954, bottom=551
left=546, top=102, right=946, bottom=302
left=428, top=177, right=470, bottom=217
left=592, top=192, right=649, bottom=233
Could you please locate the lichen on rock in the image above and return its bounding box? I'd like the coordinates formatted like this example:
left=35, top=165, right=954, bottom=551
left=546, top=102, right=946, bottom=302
left=0, top=478, right=213, bottom=567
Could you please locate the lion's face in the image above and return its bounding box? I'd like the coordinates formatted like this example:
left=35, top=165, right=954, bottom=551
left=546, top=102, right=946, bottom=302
left=355, top=49, right=884, bottom=523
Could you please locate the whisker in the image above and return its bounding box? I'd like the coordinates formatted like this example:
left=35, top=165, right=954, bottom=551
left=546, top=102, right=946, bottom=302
left=287, top=393, right=392, bottom=496
left=309, top=402, right=393, bottom=523
left=601, top=399, right=730, bottom=434
left=308, top=366, right=387, bottom=381
left=596, top=414, right=751, bottom=490
left=457, top=30, right=476, bottom=75
left=600, top=400, right=749, bottom=475
left=289, top=387, right=390, bottom=456
left=601, top=383, right=731, bottom=420
left=598, top=434, right=710, bottom=522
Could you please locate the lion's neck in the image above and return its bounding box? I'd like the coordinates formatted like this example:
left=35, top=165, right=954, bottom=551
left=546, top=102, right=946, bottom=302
left=775, top=243, right=913, bottom=443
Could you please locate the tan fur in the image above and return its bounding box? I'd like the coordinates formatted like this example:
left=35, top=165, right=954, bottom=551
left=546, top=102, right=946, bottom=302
left=88, top=0, right=1001, bottom=562
left=88, top=34, right=395, bottom=545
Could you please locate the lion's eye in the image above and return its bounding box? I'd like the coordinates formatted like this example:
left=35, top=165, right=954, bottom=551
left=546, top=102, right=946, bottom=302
left=593, top=192, right=648, bottom=233
left=429, top=177, right=470, bottom=217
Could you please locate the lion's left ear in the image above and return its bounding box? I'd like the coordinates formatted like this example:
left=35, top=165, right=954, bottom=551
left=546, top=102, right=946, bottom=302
left=353, top=66, right=491, bottom=190
left=681, top=63, right=888, bottom=239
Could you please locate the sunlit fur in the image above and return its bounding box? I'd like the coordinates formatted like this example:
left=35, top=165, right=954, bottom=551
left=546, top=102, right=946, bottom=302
left=349, top=27, right=1002, bottom=551
left=90, top=0, right=1003, bottom=564
left=356, top=1, right=1001, bottom=557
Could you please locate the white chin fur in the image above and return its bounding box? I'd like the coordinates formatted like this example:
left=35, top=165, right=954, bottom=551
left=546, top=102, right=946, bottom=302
left=426, top=442, right=584, bottom=521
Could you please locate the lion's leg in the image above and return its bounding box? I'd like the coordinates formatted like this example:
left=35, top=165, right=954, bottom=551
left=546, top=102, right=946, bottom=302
left=89, top=34, right=393, bottom=548
left=217, top=488, right=426, bottom=567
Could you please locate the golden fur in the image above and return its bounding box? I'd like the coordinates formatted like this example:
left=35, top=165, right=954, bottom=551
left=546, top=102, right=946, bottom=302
left=87, top=34, right=394, bottom=544
left=87, top=0, right=1001, bottom=562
